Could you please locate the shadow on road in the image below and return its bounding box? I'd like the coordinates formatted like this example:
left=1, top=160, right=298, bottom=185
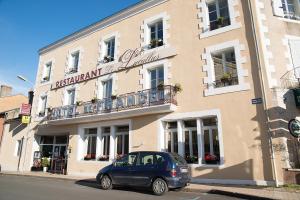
left=75, top=179, right=154, bottom=195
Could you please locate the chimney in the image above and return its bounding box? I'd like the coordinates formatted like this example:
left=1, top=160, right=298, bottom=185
left=0, top=85, right=12, bottom=97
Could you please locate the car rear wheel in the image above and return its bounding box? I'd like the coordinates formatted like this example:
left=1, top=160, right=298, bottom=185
left=152, top=178, right=168, bottom=195
left=100, top=175, right=112, bottom=190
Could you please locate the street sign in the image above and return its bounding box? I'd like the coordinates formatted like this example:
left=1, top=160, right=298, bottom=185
left=251, top=98, right=263, bottom=105
left=21, top=116, right=31, bottom=124
left=20, top=104, right=31, bottom=115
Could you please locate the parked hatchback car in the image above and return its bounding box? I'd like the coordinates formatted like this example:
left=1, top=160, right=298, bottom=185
left=96, top=151, right=191, bottom=195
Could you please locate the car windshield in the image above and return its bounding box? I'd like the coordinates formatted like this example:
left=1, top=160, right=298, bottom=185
left=171, top=153, right=187, bottom=165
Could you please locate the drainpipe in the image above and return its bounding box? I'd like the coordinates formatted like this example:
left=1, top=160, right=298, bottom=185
left=247, top=0, right=279, bottom=187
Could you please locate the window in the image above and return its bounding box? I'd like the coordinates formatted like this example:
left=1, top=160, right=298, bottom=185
left=282, top=0, right=300, bottom=19
left=103, top=79, right=113, bottom=98
left=212, top=48, right=238, bottom=88
left=41, top=62, right=52, bottom=82
left=273, top=0, right=300, bottom=20
left=162, top=116, right=222, bottom=166
left=115, top=154, right=137, bottom=167
left=202, top=117, right=220, bottom=165
left=149, top=67, right=164, bottom=89
left=148, top=66, right=165, bottom=102
left=99, top=127, right=110, bottom=161
left=166, top=122, right=178, bottom=154
left=15, top=140, right=22, bottom=157
left=84, top=128, right=97, bottom=160
left=149, top=20, right=164, bottom=49
left=104, top=38, right=115, bottom=63
left=38, top=95, right=47, bottom=117
left=289, top=39, right=300, bottom=77
left=69, top=51, right=80, bottom=73
left=66, top=88, right=75, bottom=105
left=115, top=126, right=129, bottom=157
left=184, top=120, right=198, bottom=164
left=207, top=0, right=230, bottom=31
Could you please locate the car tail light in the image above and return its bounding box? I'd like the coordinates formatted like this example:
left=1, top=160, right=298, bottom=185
left=170, top=169, right=177, bottom=177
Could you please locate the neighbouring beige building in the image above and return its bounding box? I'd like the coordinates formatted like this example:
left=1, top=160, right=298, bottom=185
left=1, top=0, right=300, bottom=185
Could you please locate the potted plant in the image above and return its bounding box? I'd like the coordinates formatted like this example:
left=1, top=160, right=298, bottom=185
left=76, top=101, right=83, bottom=106
left=98, top=155, right=109, bottom=161
left=204, top=153, right=218, bottom=164
left=185, top=155, right=198, bottom=164
left=104, top=56, right=114, bottom=63
left=41, top=157, right=50, bottom=172
left=43, top=76, right=49, bottom=81
left=84, top=154, right=96, bottom=161
left=217, top=16, right=225, bottom=27
left=150, top=39, right=163, bottom=49
left=173, top=83, right=183, bottom=93
left=91, top=97, right=98, bottom=104
left=47, top=107, right=52, bottom=113
left=157, top=82, right=165, bottom=90
left=38, top=111, right=45, bottom=117
left=111, top=94, right=117, bottom=100
left=221, top=73, right=232, bottom=84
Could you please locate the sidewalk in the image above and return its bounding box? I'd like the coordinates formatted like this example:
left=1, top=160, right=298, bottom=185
left=1, top=171, right=300, bottom=200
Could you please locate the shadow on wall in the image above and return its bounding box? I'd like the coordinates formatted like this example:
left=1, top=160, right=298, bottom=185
left=193, top=159, right=254, bottom=181
left=7, top=120, right=27, bottom=137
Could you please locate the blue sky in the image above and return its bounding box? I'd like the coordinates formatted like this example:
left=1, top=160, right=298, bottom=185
left=0, top=0, right=140, bottom=95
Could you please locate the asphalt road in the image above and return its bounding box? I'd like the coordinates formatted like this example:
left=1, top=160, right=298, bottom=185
left=0, top=175, right=242, bottom=200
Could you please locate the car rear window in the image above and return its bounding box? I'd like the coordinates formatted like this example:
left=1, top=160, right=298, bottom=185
left=171, top=153, right=187, bottom=165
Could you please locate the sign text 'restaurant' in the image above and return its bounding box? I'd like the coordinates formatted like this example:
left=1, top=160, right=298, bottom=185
left=51, top=47, right=176, bottom=90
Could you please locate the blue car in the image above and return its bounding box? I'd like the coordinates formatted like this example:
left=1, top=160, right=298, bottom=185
left=96, top=151, right=191, bottom=195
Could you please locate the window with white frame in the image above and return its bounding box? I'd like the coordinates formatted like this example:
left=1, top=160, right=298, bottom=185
left=149, top=66, right=164, bottom=89
left=38, top=95, right=47, bottom=117
left=84, top=128, right=97, bottom=161
left=99, top=127, right=110, bottom=161
left=289, top=39, right=300, bottom=77
left=69, top=51, right=80, bottom=73
left=115, top=126, right=129, bottom=158
left=212, top=48, right=238, bottom=88
left=66, top=88, right=75, bottom=105
left=165, top=122, right=178, bottom=154
left=163, top=117, right=221, bottom=165
left=207, top=0, right=231, bottom=31
left=149, top=66, right=165, bottom=102
left=41, top=62, right=52, bottom=82
left=273, top=0, right=300, bottom=20
left=183, top=120, right=198, bottom=164
left=202, top=118, right=220, bottom=165
left=203, top=40, right=249, bottom=96
left=148, top=20, right=164, bottom=49
left=102, top=79, right=113, bottom=98
left=104, top=37, right=115, bottom=63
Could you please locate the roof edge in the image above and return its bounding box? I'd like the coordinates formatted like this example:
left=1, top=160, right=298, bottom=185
left=38, top=0, right=168, bottom=55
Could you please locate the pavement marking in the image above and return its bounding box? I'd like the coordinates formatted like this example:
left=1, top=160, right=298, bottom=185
left=180, top=196, right=201, bottom=200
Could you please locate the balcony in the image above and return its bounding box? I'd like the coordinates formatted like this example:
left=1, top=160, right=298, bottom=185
left=47, top=85, right=177, bottom=125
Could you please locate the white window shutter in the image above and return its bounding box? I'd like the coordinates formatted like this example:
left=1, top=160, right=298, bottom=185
left=272, top=0, right=284, bottom=17
left=289, top=40, right=300, bottom=78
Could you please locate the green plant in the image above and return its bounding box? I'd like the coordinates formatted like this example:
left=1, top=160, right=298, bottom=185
left=174, top=83, right=183, bottom=93
left=41, top=157, right=50, bottom=168
left=91, top=97, right=98, bottom=103
left=221, top=72, right=232, bottom=80
left=76, top=101, right=83, bottom=106
left=217, top=16, right=225, bottom=26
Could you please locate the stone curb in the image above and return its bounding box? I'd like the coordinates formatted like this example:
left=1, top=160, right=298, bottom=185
left=0, top=172, right=82, bottom=182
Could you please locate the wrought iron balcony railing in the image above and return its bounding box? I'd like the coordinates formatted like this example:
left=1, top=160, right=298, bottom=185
left=49, top=85, right=177, bottom=121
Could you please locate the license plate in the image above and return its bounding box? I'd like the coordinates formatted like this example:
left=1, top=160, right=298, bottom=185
left=180, top=168, right=188, bottom=173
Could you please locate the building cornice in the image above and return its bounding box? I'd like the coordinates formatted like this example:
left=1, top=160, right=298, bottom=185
left=38, top=0, right=169, bottom=55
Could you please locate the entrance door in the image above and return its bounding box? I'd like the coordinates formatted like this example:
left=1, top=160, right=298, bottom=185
left=52, top=145, right=67, bottom=174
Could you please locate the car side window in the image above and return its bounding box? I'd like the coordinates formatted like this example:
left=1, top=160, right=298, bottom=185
left=114, top=154, right=137, bottom=167
left=155, top=154, right=166, bottom=167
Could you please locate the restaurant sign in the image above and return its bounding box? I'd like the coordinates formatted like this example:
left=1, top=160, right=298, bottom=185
left=51, top=47, right=176, bottom=90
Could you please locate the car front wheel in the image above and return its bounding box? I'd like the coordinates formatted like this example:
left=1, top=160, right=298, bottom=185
left=152, top=178, right=168, bottom=195
left=100, top=175, right=112, bottom=190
